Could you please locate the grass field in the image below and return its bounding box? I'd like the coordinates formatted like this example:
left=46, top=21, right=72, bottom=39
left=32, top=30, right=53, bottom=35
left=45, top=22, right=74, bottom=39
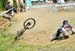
left=0, top=8, right=75, bottom=51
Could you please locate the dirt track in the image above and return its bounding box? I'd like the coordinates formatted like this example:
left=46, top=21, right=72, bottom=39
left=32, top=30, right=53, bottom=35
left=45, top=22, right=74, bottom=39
left=6, top=8, right=75, bottom=46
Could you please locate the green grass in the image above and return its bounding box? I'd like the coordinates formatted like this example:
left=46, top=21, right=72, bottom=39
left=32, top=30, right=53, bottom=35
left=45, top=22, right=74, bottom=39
left=0, top=30, right=75, bottom=51
left=0, top=31, right=40, bottom=51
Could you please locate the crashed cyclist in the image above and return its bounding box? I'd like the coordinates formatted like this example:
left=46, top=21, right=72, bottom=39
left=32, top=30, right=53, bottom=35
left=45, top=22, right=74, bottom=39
left=51, top=20, right=75, bottom=41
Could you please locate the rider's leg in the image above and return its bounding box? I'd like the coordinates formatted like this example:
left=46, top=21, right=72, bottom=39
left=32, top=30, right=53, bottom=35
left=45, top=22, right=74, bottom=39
left=51, top=28, right=62, bottom=41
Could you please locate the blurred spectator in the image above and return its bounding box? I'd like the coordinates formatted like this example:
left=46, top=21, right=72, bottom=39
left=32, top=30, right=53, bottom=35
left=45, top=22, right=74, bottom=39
left=8, top=0, right=13, bottom=6
left=5, top=1, right=17, bottom=17
left=16, top=0, right=26, bottom=12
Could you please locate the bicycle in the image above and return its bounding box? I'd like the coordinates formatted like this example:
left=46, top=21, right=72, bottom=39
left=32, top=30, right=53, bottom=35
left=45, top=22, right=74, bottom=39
left=14, top=18, right=36, bottom=40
